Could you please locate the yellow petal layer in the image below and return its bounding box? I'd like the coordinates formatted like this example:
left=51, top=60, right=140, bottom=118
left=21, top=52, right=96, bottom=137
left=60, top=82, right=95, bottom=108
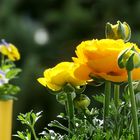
left=74, top=39, right=140, bottom=82
left=38, top=62, right=86, bottom=91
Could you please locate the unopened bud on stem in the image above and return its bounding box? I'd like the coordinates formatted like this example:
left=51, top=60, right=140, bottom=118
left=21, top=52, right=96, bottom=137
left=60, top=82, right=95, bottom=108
left=105, top=21, right=131, bottom=42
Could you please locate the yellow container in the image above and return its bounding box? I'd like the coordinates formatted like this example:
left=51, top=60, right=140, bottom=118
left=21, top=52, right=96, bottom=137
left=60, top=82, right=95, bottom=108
left=0, top=100, right=13, bottom=140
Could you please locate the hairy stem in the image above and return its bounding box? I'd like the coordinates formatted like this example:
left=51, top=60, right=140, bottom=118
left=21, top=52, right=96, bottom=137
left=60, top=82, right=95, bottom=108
left=127, top=71, right=139, bottom=140
left=114, top=84, right=120, bottom=109
left=30, top=125, right=38, bottom=140
left=66, top=92, right=74, bottom=137
left=103, top=81, right=111, bottom=130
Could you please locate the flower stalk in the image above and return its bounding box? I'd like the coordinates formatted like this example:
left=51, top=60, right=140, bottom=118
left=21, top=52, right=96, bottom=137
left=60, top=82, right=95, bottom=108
left=127, top=70, right=139, bottom=140
left=30, top=125, right=38, bottom=140
left=114, top=84, right=120, bottom=109
left=66, top=92, right=74, bottom=137
left=103, top=81, right=111, bottom=130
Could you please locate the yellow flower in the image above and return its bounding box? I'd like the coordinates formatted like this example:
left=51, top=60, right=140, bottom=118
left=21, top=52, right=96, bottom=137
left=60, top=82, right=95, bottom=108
left=73, top=39, right=140, bottom=82
left=0, top=40, right=20, bottom=61
left=37, top=62, right=86, bottom=91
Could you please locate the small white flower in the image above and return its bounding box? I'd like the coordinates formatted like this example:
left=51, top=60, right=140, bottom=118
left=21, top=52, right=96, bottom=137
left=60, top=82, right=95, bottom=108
left=0, top=70, right=9, bottom=86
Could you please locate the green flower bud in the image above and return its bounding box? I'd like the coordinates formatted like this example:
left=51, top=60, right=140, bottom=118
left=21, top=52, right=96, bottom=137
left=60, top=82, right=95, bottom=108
left=105, top=21, right=131, bottom=42
left=63, top=83, right=75, bottom=93
left=118, top=46, right=140, bottom=71
left=74, top=94, right=90, bottom=109
left=56, top=92, right=66, bottom=105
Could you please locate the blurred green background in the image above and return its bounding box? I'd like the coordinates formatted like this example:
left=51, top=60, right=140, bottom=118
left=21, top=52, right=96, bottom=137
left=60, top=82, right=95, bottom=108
left=1, top=0, right=140, bottom=137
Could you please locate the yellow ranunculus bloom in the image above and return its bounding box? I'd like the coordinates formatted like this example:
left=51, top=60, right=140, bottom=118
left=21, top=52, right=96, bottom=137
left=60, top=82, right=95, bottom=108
left=37, top=62, right=86, bottom=91
left=73, top=39, right=140, bottom=82
left=0, top=40, right=20, bottom=61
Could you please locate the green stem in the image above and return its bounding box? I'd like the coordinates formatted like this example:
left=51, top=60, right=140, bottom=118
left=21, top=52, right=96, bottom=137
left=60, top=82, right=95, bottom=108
left=127, top=71, right=139, bottom=140
left=114, top=84, right=120, bottom=139
left=66, top=92, right=74, bottom=137
left=103, top=81, right=111, bottom=130
left=114, top=84, right=120, bottom=109
left=30, top=125, right=38, bottom=140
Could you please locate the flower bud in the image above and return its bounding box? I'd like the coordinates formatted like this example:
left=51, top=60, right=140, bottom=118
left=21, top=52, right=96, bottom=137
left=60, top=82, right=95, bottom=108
left=118, top=46, right=140, bottom=71
left=63, top=83, right=75, bottom=93
left=74, top=94, right=90, bottom=109
left=105, top=21, right=131, bottom=42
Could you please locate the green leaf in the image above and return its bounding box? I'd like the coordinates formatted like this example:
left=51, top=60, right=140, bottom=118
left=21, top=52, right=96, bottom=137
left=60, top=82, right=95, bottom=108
left=1, top=59, right=15, bottom=70
left=0, top=94, right=17, bottom=100
left=6, top=68, right=21, bottom=79
left=93, top=94, right=104, bottom=103
left=1, top=64, right=14, bottom=70
left=17, top=110, right=42, bottom=127
left=32, top=111, right=42, bottom=125
left=48, top=120, right=71, bottom=133
left=57, top=113, right=66, bottom=119
left=14, top=129, right=31, bottom=140
left=0, top=84, right=20, bottom=95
